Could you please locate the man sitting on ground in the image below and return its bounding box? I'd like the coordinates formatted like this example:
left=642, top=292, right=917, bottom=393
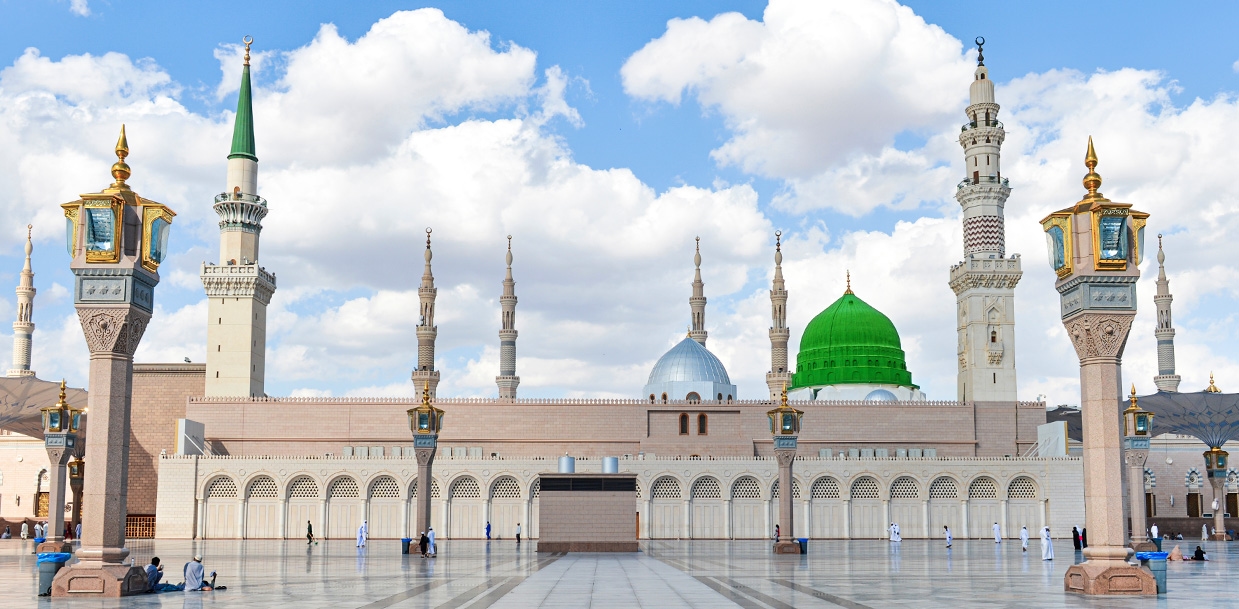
left=145, top=557, right=164, bottom=589
left=184, top=555, right=214, bottom=591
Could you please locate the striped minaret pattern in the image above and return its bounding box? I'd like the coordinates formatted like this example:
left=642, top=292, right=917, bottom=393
left=765, top=231, right=790, bottom=401
left=949, top=38, right=1022, bottom=403
left=411, top=228, right=441, bottom=397
left=8, top=225, right=36, bottom=378
left=1153, top=235, right=1181, bottom=392
left=689, top=237, right=707, bottom=346
left=496, top=236, right=520, bottom=399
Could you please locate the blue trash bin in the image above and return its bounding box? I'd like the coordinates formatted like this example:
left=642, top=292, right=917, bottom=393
left=1134, top=552, right=1168, bottom=594
left=401, top=538, right=413, bottom=554
left=36, top=552, right=72, bottom=596
left=797, top=538, right=808, bottom=554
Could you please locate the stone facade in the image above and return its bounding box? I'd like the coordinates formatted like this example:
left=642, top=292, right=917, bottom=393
left=127, top=364, right=205, bottom=516
left=154, top=453, right=1083, bottom=540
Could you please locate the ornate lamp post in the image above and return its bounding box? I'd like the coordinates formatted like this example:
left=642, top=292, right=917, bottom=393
left=408, top=382, right=444, bottom=537
left=1203, top=445, right=1229, bottom=540
left=1043, top=138, right=1155, bottom=595
left=767, top=386, right=803, bottom=554
left=37, top=381, right=83, bottom=553
left=53, top=126, right=175, bottom=597
left=1122, top=385, right=1156, bottom=551
left=68, top=455, right=85, bottom=536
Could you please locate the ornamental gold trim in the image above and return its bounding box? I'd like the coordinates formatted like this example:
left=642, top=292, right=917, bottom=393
left=1040, top=212, right=1073, bottom=279
left=81, top=195, right=124, bottom=264
left=140, top=201, right=176, bottom=272
left=1090, top=205, right=1130, bottom=272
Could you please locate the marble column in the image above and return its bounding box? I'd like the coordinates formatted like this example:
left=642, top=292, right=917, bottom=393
left=36, top=436, right=73, bottom=553
left=414, top=442, right=437, bottom=537
left=773, top=447, right=799, bottom=553
left=1209, top=476, right=1227, bottom=540
left=1125, top=446, right=1154, bottom=550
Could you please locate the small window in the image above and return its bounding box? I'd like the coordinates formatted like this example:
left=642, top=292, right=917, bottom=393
left=716, top=393, right=723, bottom=401
left=697, top=414, right=708, bottom=435
left=990, top=330, right=997, bottom=343
left=661, top=393, right=668, bottom=403
left=679, top=414, right=689, bottom=435
left=649, top=394, right=655, bottom=403
left=686, top=392, right=701, bottom=403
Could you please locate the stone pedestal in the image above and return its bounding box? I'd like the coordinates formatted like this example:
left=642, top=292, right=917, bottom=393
left=52, top=308, right=151, bottom=597
left=773, top=445, right=798, bottom=554
left=414, top=437, right=437, bottom=536
left=1064, top=563, right=1157, bottom=595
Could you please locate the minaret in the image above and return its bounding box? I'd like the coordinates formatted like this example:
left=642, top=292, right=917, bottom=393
left=765, top=230, right=790, bottom=400
left=1153, top=235, right=1181, bottom=392
left=949, top=37, right=1022, bottom=403
left=411, top=228, right=441, bottom=397
left=8, top=225, right=36, bottom=378
left=689, top=237, right=707, bottom=346
left=202, top=36, right=276, bottom=397
left=496, top=235, right=520, bottom=399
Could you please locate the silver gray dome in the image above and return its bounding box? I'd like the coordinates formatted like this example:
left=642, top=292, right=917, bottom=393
left=647, top=337, right=732, bottom=386
left=864, top=388, right=898, bottom=402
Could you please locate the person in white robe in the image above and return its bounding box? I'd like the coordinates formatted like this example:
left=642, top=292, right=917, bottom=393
left=1202, top=524, right=1209, bottom=541
left=1041, top=527, right=1054, bottom=560
left=21, top=522, right=28, bottom=540
left=1020, top=526, right=1029, bottom=552
left=889, top=523, right=901, bottom=542
left=993, top=522, right=1001, bottom=543
left=356, top=521, right=368, bottom=548
left=1150, top=523, right=1159, bottom=540
left=428, top=527, right=437, bottom=556
left=944, top=526, right=953, bottom=548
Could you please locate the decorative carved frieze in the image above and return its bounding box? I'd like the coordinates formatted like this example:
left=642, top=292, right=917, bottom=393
left=76, top=307, right=150, bottom=355
left=200, top=263, right=276, bottom=305
left=1063, top=313, right=1133, bottom=361
left=774, top=450, right=796, bottom=467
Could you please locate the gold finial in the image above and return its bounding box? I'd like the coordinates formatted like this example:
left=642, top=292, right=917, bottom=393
left=421, top=381, right=431, bottom=406
left=1082, top=136, right=1104, bottom=200
left=57, top=379, right=68, bottom=408
left=780, top=382, right=789, bottom=408
left=243, top=36, right=253, bottom=66
left=1206, top=372, right=1220, bottom=393
left=844, top=270, right=853, bottom=295
left=1127, top=383, right=1138, bottom=410
left=110, top=124, right=131, bottom=188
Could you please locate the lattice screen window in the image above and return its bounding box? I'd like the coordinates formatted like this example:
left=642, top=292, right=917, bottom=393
left=929, top=477, right=958, bottom=499
left=492, top=478, right=521, bottom=499
left=692, top=477, right=721, bottom=499
left=410, top=479, right=418, bottom=498
left=288, top=478, right=319, bottom=499
left=771, top=479, right=802, bottom=499
left=206, top=477, right=237, bottom=498
left=850, top=477, right=879, bottom=499
left=1185, top=468, right=1202, bottom=489
left=247, top=477, right=278, bottom=498
left=890, top=477, right=919, bottom=499
left=1144, top=468, right=1157, bottom=491
left=811, top=477, right=840, bottom=499
left=968, top=477, right=998, bottom=499
left=431, top=479, right=441, bottom=498
left=371, top=477, right=401, bottom=498
left=328, top=477, right=360, bottom=499
left=531, top=479, right=540, bottom=499
left=651, top=477, right=681, bottom=499
left=731, top=477, right=760, bottom=499
left=451, top=477, right=481, bottom=499
left=1007, top=477, right=1037, bottom=499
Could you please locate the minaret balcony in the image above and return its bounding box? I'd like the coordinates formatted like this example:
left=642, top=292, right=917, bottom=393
left=957, top=175, right=1009, bottom=189
left=213, top=192, right=269, bottom=231
left=214, top=192, right=268, bottom=207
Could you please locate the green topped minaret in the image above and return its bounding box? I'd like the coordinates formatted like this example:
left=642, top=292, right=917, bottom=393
left=203, top=35, right=275, bottom=398
left=229, top=36, right=257, bottom=162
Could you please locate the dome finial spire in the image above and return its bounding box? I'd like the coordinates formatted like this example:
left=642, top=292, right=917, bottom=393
left=110, top=124, right=131, bottom=189
left=1082, top=136, right=1105, bottom=201
left=243, top=35, right=253, bottom=66
left=975, top=36, right=985, bottom=66
left=845, top=270, right=853, bottom=295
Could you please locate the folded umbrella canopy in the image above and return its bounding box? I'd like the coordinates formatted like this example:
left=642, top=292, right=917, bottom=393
left=1130, top=390, right=1239, bottom=449
left=0, top=376, right=89, bottom=439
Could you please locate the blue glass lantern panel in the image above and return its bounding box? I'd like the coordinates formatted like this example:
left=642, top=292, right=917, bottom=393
left=1135, top=414, right=1148, bottom=434
left=70, top=412, right=82, bottom=432
left=1136, top=225, right=1146, bottom=265
left=149, top=217, right=170, bottom=263
left=1097, top=215, right=1128, bottom=260
left=781, top=413, right=794, bottom=433
left=1219, top=454, right=1227, bottom=468
left=47, top=410, right=62, bottom=432
left=64, top=216, right=75, bottom=255
left=85, top=207, right=116, bottom=252
left=1045, top=225, right=1066, bottom=270
left=417, top=411, right=430, bottom=431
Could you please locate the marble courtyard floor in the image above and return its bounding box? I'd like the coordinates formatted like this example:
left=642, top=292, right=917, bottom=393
left=1, top=538, right=1235, bottom=608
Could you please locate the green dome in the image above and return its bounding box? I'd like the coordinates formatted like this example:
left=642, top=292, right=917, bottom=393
left=789, top=291, right=916, bottom=390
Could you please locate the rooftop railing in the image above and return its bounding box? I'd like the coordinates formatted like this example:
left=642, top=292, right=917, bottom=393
left=214, top=192, right=268, bottom=206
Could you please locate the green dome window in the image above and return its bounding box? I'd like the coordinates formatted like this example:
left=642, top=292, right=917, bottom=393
left=790, top=288, right=917, bottom=390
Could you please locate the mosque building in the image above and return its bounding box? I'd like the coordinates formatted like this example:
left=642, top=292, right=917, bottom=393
left=4, top=40, right=1158, bottom=543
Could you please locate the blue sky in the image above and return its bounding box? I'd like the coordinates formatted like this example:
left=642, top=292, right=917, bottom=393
left=2, top=0, right=1239, bottom=403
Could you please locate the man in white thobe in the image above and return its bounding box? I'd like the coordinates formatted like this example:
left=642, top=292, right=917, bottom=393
left=1202, top=524, right=1209, bottom=541
left=1150, top=523, right=1159, bottom=540
left=356, top=521, right=368, bottom=548
left=1019, top=526, right=1029, bottom=552
left=427, top=527, right=437, bottom=556
left=993, top=522, right=1001, bottom=543
left=889, top=523, right=901, bottom=542
left=944, top=526, right=953, bottom=548
left=1041, top=527, right=1054, bottom=560
left=20, top=522, right=28, bottom=540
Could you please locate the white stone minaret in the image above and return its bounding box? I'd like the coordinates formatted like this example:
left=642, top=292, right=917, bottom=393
left=8, top=225, right=36, bottom=378
left=411, top=228, right=441, bottom=397
left=689, top=237, right=707, bottom=346
left=949, top=38, right=1022, bottom=403
left=202, top=38, right=276, bottom=397
left=1153, top=234, right=1181, bottom=392
left=765, top=231, right=790, bottom=401
left=496, top=235, right=520, bottom=399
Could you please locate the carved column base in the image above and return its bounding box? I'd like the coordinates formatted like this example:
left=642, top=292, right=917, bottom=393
left=773, top=540, right=801, bottom=555
left=1064, top=562, right=1156, bottom=596
left=51, top=564, right=148, bottom=597
left=1128, top=541, right=1158, bottom=552
left=37, top=540, right=74, bottom=554
left=1209, top=533, right=1232, bottom=541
